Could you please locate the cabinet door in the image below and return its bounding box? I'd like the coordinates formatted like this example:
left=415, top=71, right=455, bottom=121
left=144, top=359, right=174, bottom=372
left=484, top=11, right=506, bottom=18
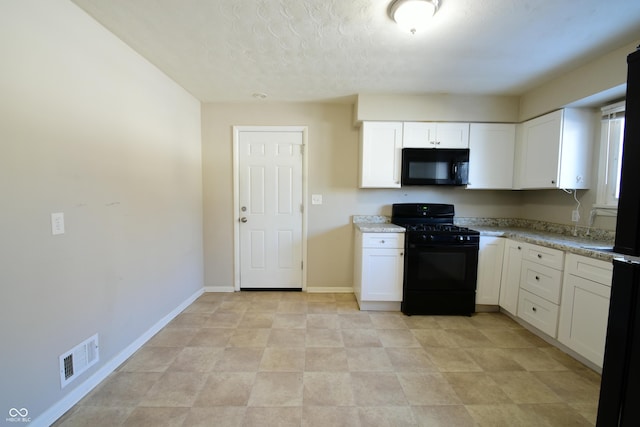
left=361, top=248, right=404, bottom=301
left=436, top=123, right=470, bottom=148
left=558, top=274, right=611, bottom=367
left=467, top=123, right=515, bottom=189
left=499, top=239, right=524, bottom=315
left=403, top=122, right=469, bottom=148
left=359, top=122, right=403, bottom=188
left=476, top=236, right=505, bottom=305
left=519, top=110, right=562, bottom=189
left=403, top=122, right=437, bottom=148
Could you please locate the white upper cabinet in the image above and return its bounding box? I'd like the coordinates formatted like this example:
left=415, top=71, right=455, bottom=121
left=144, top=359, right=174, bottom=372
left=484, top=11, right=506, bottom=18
left=359, top=121, right=403, bottom=188
left=467, top=123, right=516, bottom=189
left=515, top=109, right=594, bottom=190
left=403, top=122, right=470, bottom=149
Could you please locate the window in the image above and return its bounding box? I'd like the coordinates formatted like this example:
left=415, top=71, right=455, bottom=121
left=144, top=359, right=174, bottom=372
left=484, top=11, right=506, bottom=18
left=596, top=101, right=625, bottom=208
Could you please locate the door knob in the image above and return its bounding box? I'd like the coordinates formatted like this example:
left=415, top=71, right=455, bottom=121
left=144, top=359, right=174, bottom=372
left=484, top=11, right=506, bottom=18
left=240, top=217, right=248, bottom=223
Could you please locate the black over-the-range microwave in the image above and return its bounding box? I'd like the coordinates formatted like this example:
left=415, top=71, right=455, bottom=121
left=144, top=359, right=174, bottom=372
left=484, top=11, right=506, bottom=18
left=401, top=148, right=470, bottom=186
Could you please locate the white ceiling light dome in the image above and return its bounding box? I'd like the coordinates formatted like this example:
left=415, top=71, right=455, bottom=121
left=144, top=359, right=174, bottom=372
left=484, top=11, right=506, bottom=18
left=389, top=0, right=440, bottom=34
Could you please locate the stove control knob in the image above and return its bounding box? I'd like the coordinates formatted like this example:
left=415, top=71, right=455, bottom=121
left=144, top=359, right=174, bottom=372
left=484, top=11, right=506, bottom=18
left=457, top=235, right=464, bottom=242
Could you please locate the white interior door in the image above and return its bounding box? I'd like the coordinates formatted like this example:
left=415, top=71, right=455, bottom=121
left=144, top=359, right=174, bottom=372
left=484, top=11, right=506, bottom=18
left=236, top=128, right=304, bottom=289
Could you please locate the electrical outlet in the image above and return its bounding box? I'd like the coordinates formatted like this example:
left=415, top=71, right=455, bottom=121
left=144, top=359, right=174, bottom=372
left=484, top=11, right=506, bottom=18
left=572, top=210, right=580, bottom=222
left=51, top=212, right=65, bottom=235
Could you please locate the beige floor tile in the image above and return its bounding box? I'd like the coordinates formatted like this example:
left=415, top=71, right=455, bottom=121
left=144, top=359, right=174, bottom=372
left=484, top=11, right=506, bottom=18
left=248, top=300, right=279, bottom=313
left=247, top=372, right=303, bottom=406
left=80, top=372, right=162, bottom=407
left=337, top=301, right=361, bottom=313
left=569, top=402, right=599, bottom=425
left=346, top=347, right=393, bottom=371
left=469, top=312, right=521, bottom=329
left=307, top=293, right=336, bottom=302
left=341, top=329, right=382, bottom=347
left=489, top=371, right=561, bottom=404
left=205, top=312, right=243, bottom=328
left=277, top=300, right=308, bottom=313
left=217, top=301, right=250, bottom=314
left=335, top=293, right=356, bottom=302
left=434, top=316, right=476, bottom=329
left=519, top=403, right=594, bottom=426
left=403, top=316, right=440, bottom=329
left=167, top=346, right=225, bottom=372
left=463, top=347, right=526, bottom=371
left=306, top=314, right=339, bottom=329
left=305, top=347, right=349, bottom=372
left=303, top=372, right=355, bottom=406
left=504, top=348, right=569, bottom=372
left=307, top=301, right=338, bottom=314
left=351, top=372, right=408, bottom=406
left=443, top=372, right=512, bottom=405
left=424, top=347, right=483, bottom=372
left=411, top=405, right=476, bottom=427
left=214, top=348, right=264, bottom=372
left=122, top=406, right=190, bottom=427
left=188, top=328, right=234, bottom=347
left=338, top=313, right=373, bottom=329
left=466, top=404, right=541, bottom=427
left=397, top=372, right=462, bottom=405
left=183, top=300, right=221, bottom=314
left=386, top=348, right=438, bottom=372
left=358, top=406, right=417, bottom=427
left=228, top=328, right=270, bottom=347
left=146, top=327, right=198, bottom=347
left=446, top=328, right=496, bottom=348
left=166, top=313, right=209, bottom=329
left=243, top=407, right=302, bottom=427
left=182, top=407, right=246, bottom=427
left=259, top=347, right=305, bottom=372
left=267, top=329, right=306, bottom=348
left=119, top=347, right=181, bottom=373
left=53, top=406, right=134, bottom=427
left=304, top=406, right=361, bottom=427
left=305, top=328, right=344, bottom=347
left=412, top=329, right=459, bottom=348
left=533, top=371, right=601, bottom=404
left=479, top=328, right=545, bottom=348
left=378, top=329, right=421, bottom=348
left=238, top=312, right=274, bottom=328
left=370, top=313, right=411, bottom=329
left=193, top=372, right=255, bottom=407
left=272, top=313, right=307, bottom=329
left=138, top=371, right=207, bottom=407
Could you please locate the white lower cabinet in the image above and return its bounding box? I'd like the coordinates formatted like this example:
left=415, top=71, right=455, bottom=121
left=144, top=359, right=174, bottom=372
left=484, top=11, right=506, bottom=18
left=354, top=230, right=404, bottom=311
left=476, top=236, right=505, bottom=305
left=498, top=239, right=524, bottom=316
left=518, top=289, right=560, bottom=337
left=558, top=254, right=613, bottom=368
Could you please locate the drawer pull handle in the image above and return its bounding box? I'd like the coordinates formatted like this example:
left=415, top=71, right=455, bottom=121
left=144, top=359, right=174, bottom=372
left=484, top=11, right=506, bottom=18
left=537, top=254, right=542, bottom=259
left=400, top=252, right=403, bottom=256
left=381, top=240, right=385, bottom=244
left=517, top=246, right=521, bottom=250
left=532, top=307, right=537, bottom=312
left=535, top=276, right=540, bottom=281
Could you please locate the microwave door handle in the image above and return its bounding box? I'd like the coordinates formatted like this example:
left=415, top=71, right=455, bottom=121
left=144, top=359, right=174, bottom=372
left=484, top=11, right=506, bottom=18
left=451, top=162, right=458, bottom=178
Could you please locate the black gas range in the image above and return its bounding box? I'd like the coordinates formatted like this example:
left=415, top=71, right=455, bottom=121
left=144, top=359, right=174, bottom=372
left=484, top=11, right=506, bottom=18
left=391, top=203, right=479, bottom=316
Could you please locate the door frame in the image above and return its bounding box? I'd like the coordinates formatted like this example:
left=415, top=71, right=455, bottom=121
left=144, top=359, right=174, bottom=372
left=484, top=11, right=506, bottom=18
left=232, top=125, right=308, bottom=292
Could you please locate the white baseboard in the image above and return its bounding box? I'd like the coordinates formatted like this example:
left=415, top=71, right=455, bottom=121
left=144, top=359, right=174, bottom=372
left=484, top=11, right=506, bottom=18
left=306, top=286, right=354, bottom=293
left=204, top=285, right=235, bottom=293
left=34, top=287, right=204, bottom=427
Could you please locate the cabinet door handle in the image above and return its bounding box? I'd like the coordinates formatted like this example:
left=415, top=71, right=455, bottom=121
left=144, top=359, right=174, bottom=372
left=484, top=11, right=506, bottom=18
left=400, top=252, right=404, bottom=256
left=381, top=240, right=385, bottom=244
left=532, top=307, right=537, bottom=312
left=551, top=180, right=556, bottom=184
left=537, top=254, right=542, bottom=259
left=535, top=276, right=540, bottom=281
left=517, top=246, right=522, bottom=250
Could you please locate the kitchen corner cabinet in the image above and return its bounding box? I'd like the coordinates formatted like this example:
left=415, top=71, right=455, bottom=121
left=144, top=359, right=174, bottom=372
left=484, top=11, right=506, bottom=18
left=403, top=122, right=469, bottom=149
left=359, top=121, right=403, bottom=188
left=467, top=123, right=516, bottom=189
left=499, top=239, right=524, bottom=316
left=354, top=230, right=404, bottom=310
left=515, top=109, right=594, bottom=190
left=558, top=254, right=613, bottom=368
left=476, top=236, right=505, bottom=305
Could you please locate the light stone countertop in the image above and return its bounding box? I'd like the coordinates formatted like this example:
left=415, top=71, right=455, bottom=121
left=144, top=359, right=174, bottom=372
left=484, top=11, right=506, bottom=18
left=353, top=223, right=406, bottom=233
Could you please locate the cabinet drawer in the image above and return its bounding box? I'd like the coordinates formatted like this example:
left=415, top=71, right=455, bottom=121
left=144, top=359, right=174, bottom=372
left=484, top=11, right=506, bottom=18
left=522, top=244, right=565, bottom=270
left=518, top=289, right=559, bottom=337
left=565, top=253, right=612, bottom=286
left=520, top=260, right=563, bottom=304
left=362, top=233, right=404, bottom=249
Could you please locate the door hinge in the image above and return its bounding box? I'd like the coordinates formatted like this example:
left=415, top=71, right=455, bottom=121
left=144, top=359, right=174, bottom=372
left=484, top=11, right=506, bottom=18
left=301, top=145, right=304, bottom=155
left=301, top=261, right=303, bottom=270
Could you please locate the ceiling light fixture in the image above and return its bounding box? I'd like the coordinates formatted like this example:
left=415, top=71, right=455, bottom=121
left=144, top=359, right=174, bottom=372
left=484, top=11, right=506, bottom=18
left=389, top=0, right=440, bottom=34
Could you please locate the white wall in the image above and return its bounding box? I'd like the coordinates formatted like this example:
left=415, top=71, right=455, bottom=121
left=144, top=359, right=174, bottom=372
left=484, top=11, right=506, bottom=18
left=0, top=1, right=203, bottom=423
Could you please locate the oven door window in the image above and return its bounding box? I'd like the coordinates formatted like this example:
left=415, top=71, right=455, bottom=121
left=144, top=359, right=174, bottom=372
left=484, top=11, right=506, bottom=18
left=405, top=246, right=477, bottom=291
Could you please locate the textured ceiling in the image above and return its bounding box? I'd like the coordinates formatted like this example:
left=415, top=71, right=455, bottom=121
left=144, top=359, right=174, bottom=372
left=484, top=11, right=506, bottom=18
left=71, top=0, right=640, bottom=103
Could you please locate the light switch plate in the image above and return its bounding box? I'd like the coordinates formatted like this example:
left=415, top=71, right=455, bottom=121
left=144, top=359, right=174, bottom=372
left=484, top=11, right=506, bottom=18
left=51, top=212, right=65, bottom=235
left=311, top=194, right=323, bottom=205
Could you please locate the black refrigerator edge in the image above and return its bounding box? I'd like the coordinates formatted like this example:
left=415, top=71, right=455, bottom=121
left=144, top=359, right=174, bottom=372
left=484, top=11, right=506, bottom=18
left=597, top=45, right=640, bottom=426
